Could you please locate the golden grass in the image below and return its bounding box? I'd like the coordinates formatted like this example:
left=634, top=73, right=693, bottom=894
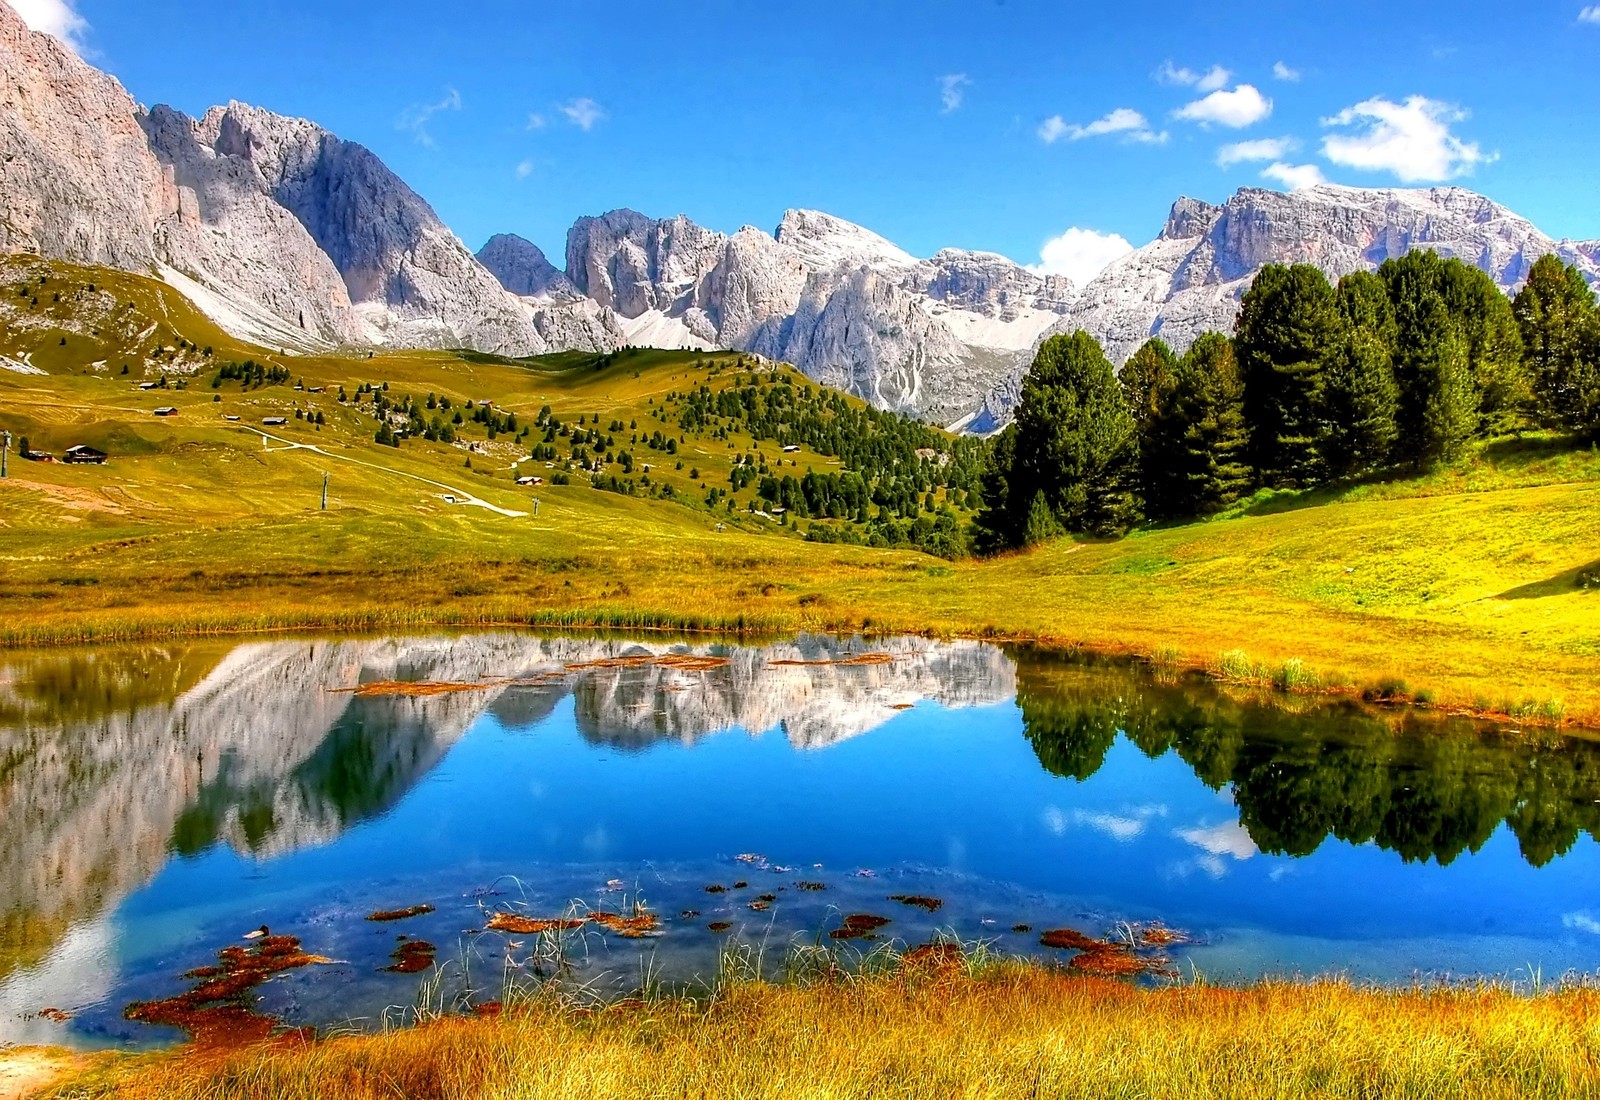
left=40, top=966, right=1600, bottom=1100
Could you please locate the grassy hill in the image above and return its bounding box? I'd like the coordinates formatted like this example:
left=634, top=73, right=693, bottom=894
left=2, top=257, right=1598, bottom=723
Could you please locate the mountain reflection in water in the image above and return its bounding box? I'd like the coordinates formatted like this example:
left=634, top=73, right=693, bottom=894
left=2, top=632, right=1599, bottom=1046
left=0, top=634, right=1012, bottom=983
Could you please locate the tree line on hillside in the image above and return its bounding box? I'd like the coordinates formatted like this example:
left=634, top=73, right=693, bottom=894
left=975, top=251, right=1600, bottom=551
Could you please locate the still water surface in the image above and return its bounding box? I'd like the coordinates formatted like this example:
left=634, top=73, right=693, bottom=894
left=3, top=632, right=1599, bottom=1047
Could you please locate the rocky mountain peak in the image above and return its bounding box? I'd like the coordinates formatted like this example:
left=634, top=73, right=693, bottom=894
left=1162, top=197, right=1224, bottom=241
left=477, top=233, right=578, bottom=299
left=775, top=209, right=917, bottom=271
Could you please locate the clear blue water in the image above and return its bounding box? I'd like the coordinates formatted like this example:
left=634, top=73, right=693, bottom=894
left=2, top=633, right=1598, bottom=1049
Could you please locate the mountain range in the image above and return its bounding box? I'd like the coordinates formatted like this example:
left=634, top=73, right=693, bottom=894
left=2, top=0, right=1596, bottom=429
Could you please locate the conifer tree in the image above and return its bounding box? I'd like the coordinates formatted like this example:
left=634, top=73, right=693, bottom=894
left=1235, top=264, right=1343, bottom=487
left=976, top=331, right=1139, bottom=544
left=1120, top=337, right=1178, bottom=434
left=1382, top=252, right=1477, bottom=467
left=1122, top=338, right=1181, bottom=518
left=1438, top=259, right=1527, bottom=434
left=1336, top=270, right=1398, bottom=344
left=1321, top=325, right=1400, bottom=479
left=1169, top=332, right=1251, bottom=515
left=1513, top=254, right=1600, bottom=434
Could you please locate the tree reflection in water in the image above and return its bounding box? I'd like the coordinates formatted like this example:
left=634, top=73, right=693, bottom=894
left=1016, top=651, right=1600, bottom=868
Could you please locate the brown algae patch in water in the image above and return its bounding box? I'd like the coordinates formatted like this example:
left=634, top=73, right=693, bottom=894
left=366, top=904, right=435, bottom=923
left=589, top=907, right=662, bottom=939
left=341, top=680, right=498, bottom=698
left=829, top=914, right=892, bottom=941
left=1039, top=928, right=1102, bottom=952
left=769, top=653, right=897, bottom=667
left=888, top=894, right=943, bottom=912
left=1068, top=945, right=1174, bottom=979
left=384, top=941, right=436, bottom=974
left=563, top=654, right=731, bottom=673
left=795, top=881, right=827, bottom=891
left=484, top=903, right=659, bottom=939
left=124, top=935, right=334, bottom=1046
left=485, top=914, right=586, bottom=935
left=1134, top=922, right=1190, bottom=948
left=1039, top=927, right=1179, bottom=978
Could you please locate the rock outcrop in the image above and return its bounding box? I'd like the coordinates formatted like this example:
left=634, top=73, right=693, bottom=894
left=0, top=0, right=544, bottom=355
left=547, top=207, right=1070, bottom=423
left=0, top=0, right=163, bottom=271
left=478, top=232, right=578, bottom=298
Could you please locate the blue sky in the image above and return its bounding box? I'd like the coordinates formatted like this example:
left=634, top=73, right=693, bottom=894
left=19, top=0, right=1600, bottom=284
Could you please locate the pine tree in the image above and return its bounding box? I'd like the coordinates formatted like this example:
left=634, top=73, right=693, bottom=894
left=1513, top=254, right=1600, bottom=433
left=1335, top=270, right=1398, bottom=345
left=973, top=426, right=1020, bottom=553
left=1122, top=338, right=1181, bottom=518
left=1235, top=263, right=1343, bottom=487
left=1382, top=252, right=1476, bottom=467
left=978, top=332, right=1139, bottom=546
left=1322, top=326, right=1400, bottom=478
left=1424, top=329, right=1477, bottom=464
left=1438, top=258, right=1527, bottom=435
left=1121, top=337, right=1178, bottom=434
left=1021, top=491, right=1062, bottom=547
left=1168, top=333, right=1251, bottom=516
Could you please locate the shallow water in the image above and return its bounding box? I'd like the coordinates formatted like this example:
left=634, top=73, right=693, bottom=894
left=2, top=632, right=1599, bottom=1048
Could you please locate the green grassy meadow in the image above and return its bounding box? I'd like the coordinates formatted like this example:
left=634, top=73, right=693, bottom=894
left=2, top=256, right=1598, bottom=722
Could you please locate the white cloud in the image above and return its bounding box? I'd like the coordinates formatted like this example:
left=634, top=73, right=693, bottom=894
left=10, top=0, right=89, bottom=52
left=1042, top=803, right=1168, bottom=840
left=526, top=112, right=547, bottom=130
left=1580, top=6, right=1600, bottom=22
left=398, top=88, right=462, bottom=148
left=1321, top=95, right=1493, bottom=182
left=1074, top=811, right=1148, bottom=842
left=1174, top=84, right=1273, bottom=128
left=1273, top=61, right=1301, bottom=82
left=939, top=73, right=971, bottom=114
left=1174, top=820, right=1259, bottom=861
left=558, top=97, right=606, bottom=131
left=1038, top=107, right=1166, bottom=145
left=1565, top=912, right=1600, bottom=934
left=1155, top=61, right=1196, bottom=86
left=1217, top=136, right=1298, bottom=167
left=1261, top=162, right=1328, bottom=190
left=1027, top=227, right=1135, bottom=287
left=1156, top=61, right=1231, bottom=93
left=515, top=160, right=534, bottom=180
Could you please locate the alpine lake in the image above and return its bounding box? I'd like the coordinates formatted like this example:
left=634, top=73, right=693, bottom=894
left=3, top=632, right=1599, bottom=1049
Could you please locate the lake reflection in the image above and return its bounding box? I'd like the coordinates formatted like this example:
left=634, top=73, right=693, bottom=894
left=2, top=634, right=1598, bottom=1048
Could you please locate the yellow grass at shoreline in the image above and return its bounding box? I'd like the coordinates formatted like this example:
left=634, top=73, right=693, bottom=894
left=30, top=967, right=1600, bottom=1100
